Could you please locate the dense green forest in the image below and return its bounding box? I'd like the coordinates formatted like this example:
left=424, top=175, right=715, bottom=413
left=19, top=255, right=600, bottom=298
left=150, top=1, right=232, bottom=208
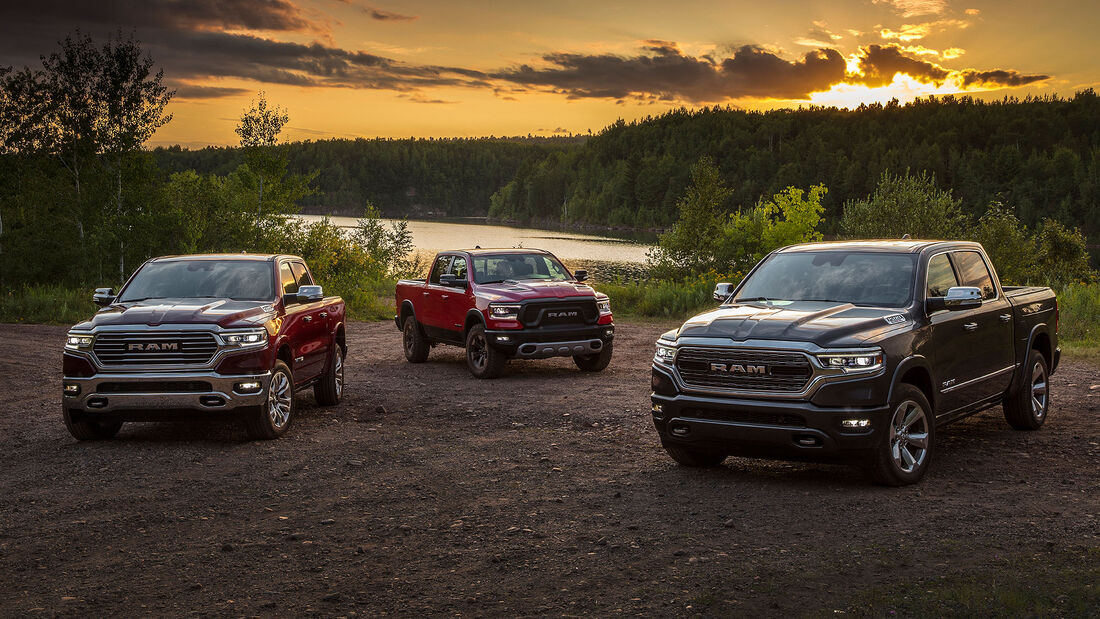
left=154, top=136, right=582, bottom=217
left=488, top=93, right=1100, bottom=244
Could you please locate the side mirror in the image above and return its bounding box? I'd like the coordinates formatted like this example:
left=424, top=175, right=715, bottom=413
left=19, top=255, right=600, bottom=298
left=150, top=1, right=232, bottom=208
left=297, top=285, right=324, bottom=303
left=439, top=274, right=469, bottom=289
left=93, top=287, right=116, bottom=306
left=927, top=286, right=982, bottom=312
left=574, top=269, right=588, bottom=282
left=713, top=282, right=735, bottom=303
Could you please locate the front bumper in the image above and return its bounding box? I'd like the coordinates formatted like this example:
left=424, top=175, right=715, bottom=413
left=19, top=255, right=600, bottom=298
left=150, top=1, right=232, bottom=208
left=62, top=371, right=271, bottom=420
left=485, top=324, right=615, bottom=358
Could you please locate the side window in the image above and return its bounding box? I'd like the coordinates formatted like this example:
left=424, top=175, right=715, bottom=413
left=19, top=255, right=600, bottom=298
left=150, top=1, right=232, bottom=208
left=926, top=254, right=958, bottom=298
left=429, top=255, right=451, bottom=285
left=449, top=256, right=468, bottom=280
left=279, top=262, right=299, bottom=300
left=291, top=262, right=313, bottom=287
left=953, top=251, right=996, bottom=300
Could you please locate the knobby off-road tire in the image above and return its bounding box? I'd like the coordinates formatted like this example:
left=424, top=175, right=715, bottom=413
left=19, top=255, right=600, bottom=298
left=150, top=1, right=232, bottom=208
left=465, top=324, right=507, bottom=379
left=573, top=342, right=613, bottom=372
left=403, top=316, right=430, bottom=363
left=63, top=409, right=122, bottom=441
left=246, top=361, right=295, bottom=440
left=1003, top=348, right=1050, bottom=431
left=867, top=384, right=935, bottom=486
left=314, top=344, right=345, bottom=406
left=664, top=444, right=727, bottom=467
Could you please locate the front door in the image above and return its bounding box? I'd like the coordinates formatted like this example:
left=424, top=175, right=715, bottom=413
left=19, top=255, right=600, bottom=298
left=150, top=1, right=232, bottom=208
left=279, top=261, right=326, bottom=382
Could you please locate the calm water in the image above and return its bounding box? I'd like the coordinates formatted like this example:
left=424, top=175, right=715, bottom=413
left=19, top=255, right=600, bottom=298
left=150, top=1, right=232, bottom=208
left=297, top=215, right=653, bottom=278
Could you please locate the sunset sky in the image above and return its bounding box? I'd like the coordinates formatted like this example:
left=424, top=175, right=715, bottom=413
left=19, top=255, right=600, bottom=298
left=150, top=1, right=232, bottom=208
left=0, top=0, right=1095, bottom=147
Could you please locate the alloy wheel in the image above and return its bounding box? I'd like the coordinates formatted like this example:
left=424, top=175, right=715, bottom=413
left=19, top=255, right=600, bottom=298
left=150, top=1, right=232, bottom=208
left=334, top=351, right=344, bottom=398
left=268, top=371, right=292, bottom=428
left=1030, top=361, right=1048, bottom=420
left=889, top=399, right=929, bottom=474
left=469, top=332, right=487, bottom=371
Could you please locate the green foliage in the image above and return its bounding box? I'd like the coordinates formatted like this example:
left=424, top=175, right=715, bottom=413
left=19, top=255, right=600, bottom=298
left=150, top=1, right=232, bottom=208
left=973, top=203, right=1038, bottom=285
left=600, top=272, right=735, bottom=319
left=0, top=285, right=97, bottom=325
left=1058, top=283, right=1100, bottom=354
left=1033, top=218, right=1096, bottom=287
left=840, top=171, right=966, bottom=240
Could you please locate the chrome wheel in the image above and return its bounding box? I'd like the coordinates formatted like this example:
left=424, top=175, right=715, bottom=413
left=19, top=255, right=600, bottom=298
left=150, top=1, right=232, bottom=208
left=267, top=371, right=292, bottom=428
left=468, top=332, right=487, bottom=371
left=1030, top=361, right=1048, bottom=420
left=334, top=350, right=344, bottom=398
left=889, top=399, right=929, bottom=474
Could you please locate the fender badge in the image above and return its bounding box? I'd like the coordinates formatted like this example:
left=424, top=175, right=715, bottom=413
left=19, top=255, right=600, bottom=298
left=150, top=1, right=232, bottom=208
left=883, top=314, right=906, bottom=325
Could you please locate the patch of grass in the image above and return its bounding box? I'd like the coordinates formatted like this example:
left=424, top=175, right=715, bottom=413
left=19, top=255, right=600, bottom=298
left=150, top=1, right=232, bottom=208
left=601, top=272, right=737, bottom=319
left=0, top=285, right=99, bottom=324
left=1057, top=282, right=1100, bottom=356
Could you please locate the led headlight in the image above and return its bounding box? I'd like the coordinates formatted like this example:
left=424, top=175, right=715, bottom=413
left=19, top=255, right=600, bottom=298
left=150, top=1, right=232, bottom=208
left=596, top=299, right=611, bottom=315
left=654, top=342, right=677, bottom=364
left=817, top=351, right=884, bottom=372
left=489, top=304, right=521, bottom=320
left=65, top=333, right=94, bottom=350
left=224, top=329, right=268, bottom=348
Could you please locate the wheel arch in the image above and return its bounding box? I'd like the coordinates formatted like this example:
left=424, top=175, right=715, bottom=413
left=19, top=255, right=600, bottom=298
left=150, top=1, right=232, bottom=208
left=464, top=309, right=486, bottom=338
left=887, top=355, right=936, bottom=412
left=1009, top=322, right=1053, bottom=394
left=399, top=300, right=417, bottom=326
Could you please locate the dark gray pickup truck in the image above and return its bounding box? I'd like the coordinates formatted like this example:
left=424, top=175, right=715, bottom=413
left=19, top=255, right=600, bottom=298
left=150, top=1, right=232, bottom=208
left=650, top=240, right=1059, bottom=485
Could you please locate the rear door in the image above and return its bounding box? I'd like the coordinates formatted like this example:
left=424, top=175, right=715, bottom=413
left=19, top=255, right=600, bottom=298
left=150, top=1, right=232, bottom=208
left=951, top=250, right=1015, bottom=400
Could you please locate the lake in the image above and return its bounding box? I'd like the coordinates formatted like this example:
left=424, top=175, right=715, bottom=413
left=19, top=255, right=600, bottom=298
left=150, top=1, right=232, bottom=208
left=296, top=215, right=654, bottom=280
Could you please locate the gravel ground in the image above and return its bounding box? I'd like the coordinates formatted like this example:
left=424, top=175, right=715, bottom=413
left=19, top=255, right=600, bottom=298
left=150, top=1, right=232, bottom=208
left=1, top=320, right=1097, bottom=616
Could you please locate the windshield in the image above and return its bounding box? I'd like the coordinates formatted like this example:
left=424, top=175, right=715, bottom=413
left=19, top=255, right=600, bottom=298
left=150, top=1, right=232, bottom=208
left=118, top=260, right=275, bottom=302
left=472, top=253, right=573, bottom=284
left=734, top=252, right=916, bottom=307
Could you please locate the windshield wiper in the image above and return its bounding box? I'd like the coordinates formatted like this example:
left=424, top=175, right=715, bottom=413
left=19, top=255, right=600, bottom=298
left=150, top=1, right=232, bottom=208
left=735, top=296, right=781, bottom=303
left=797, top=298, right=847, bottom=303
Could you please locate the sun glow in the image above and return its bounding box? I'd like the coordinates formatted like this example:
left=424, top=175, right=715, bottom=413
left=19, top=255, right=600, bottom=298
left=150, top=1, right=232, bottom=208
left=807, top=73, right=974, bottom=108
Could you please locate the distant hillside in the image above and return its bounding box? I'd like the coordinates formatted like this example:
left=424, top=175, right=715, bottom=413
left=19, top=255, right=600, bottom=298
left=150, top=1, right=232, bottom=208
left=488, top=92, right=1100, bottom=242
left=153, top=135, right=585, bottom=218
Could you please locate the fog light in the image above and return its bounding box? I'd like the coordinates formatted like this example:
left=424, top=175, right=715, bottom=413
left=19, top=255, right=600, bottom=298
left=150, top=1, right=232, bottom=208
left=236, top=381, right=262, bottom=393
left=605, top=329, right=614, bottom=337
left=841, top=419, right=871, bottom=428
left=652, top=403, right=663, bottom=413
left=63, top=383, right=81, bottom=396
left=496, top=335, right=511, bottom=342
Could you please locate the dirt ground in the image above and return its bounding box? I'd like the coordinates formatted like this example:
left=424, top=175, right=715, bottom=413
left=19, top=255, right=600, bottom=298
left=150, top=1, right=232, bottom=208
left=1, top=320, right=1097, bottom=617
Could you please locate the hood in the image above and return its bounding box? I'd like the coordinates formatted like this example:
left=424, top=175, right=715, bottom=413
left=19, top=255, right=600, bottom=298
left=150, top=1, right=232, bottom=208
left=475, top=280, right=604, bottom=303
left=673, top=301, right=910, bottom=348
left=73, top=298, right=276, bottom=330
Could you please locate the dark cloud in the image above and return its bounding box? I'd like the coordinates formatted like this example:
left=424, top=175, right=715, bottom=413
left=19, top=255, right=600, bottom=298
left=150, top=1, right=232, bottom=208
left=365, top=7, right=417, bottom=21
left=857, top=44, right=949, bottom=86
left=173, top=84, right=253, bottom=99
left=958, top=69, right=1049, bottom=88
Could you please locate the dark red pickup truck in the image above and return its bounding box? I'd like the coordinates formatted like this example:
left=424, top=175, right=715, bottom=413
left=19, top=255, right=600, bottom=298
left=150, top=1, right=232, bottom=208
left=62, top=254, right=346, bottom=440
left=395, top=248, right=615, bottom=378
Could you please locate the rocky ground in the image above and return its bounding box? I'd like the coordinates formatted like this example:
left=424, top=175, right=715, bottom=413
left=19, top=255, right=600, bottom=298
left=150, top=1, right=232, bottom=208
left=1, top=321, right=1097, bottom=617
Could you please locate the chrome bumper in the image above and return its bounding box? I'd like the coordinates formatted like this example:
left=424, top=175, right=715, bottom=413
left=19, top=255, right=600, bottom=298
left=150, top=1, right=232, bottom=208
left=62, top=371, right=271, bottom=414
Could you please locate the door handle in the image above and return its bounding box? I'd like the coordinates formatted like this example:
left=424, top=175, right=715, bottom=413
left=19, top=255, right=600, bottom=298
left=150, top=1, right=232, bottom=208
left=963, top=322, right=978, bottom=331
left=303, top=315, right=313, bottom=323
left=319, top=311, right=328, bottom=319
left=422, top=292, right=429, bottom=296
left=999, top=314, right=1012, bottom=322
left=441, top=294, right=449, bottom=300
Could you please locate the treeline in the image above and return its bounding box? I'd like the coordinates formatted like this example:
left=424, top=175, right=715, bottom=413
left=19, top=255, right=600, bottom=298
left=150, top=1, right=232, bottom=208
left=154, top=136, right=582, bottom=217
left=488, top=94, right=1100, bottom=244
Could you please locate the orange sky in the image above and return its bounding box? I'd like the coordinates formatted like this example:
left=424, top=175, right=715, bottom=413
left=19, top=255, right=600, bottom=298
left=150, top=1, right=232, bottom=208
left=2, top=0, right=1095, bottom=147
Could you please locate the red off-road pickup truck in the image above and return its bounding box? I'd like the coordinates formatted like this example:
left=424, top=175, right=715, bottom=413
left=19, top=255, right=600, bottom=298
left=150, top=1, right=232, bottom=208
left=395, top=249, right=615, bottom=378
left=62, top=254, right=346, bottom=440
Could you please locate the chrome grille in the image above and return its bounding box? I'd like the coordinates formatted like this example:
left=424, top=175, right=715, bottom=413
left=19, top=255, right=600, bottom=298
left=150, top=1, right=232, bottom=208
left=93, top=332, right=219, bottom=366
left=675, top=348, right=813, bottom=392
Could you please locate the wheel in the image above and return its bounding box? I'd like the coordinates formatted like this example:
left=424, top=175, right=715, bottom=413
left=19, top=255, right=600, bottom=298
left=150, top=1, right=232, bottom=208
left=663, top=444, right=727, bottom=467
left=246, top=361, right=295, bottom=440
left=465, top=324, right=507, bottom=379
left=573, top=342, right=613, bottom=372
left=403, top=316, right=430, bottom=363
left=1003, top=349, right=1050, bottom=431
left=314, top=344, right=344, bottom=406
left=866, top=384, right=935, bottom=486
left=63, top=408, right=122, bottom=441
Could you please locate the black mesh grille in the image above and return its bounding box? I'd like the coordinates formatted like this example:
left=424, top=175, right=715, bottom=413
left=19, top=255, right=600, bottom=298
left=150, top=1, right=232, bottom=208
left=679, top=407, right=807, bottom=427
left=93, top=332, right=219, bottom=366
left=520, top=300, right=598, bottom=327
left=675, top=348, right=812, bottom=392
left=96, top=381, right=213, bottom=393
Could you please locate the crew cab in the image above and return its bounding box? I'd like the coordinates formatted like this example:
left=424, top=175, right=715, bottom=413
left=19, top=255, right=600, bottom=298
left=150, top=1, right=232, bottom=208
left=395, top=248, right=614, bottom=378
left=651, top=240, right=1059, bottom=485
left=62, top=254, right=346, bottom=440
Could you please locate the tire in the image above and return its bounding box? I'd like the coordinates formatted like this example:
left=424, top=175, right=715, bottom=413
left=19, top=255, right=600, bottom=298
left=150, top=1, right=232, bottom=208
left=573, top=342, right=613, bottom=372
left=314, top=344, right=345, bottom=406
left=63, top=408, right=122, bottom=441
left=246, top=361, right=295, bottom=440
left=465, top=324, right=507, bottom=379
left=402, top=316, right=430, bottom=363
left=866, top=384, right=935, bottom=486
left=1003, top=348, right=1050, bottom=431
left=664, top=444, right=727, bottom=467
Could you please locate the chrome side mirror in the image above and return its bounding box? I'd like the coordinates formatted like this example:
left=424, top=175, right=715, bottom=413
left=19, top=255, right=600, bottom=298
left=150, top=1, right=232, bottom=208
left=944, top=286, right=982, bottom=310
left=93, top=287, right=116, bottom=306
left=297, top=285, right=324, bottom=303
left=713, top=282, right=735, bottom=303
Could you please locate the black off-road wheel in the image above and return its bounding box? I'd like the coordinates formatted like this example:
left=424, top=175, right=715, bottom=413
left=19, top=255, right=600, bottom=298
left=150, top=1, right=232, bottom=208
left=403, top=316, right=430, bottom=363
left=663, top=444, right=727, bottom=467
left=246, top=361, right=295, bottom=440
left=573, top=342, right=613, bottom=372
left=314, top=344, right=345, bottom=406
left=866, top=384, right=935, bottom=486
left=1003, top=348, right=1050, bottom=431
left=63, top=409, right=122, bottom=441
left=465, top=324, right=507, bottom=379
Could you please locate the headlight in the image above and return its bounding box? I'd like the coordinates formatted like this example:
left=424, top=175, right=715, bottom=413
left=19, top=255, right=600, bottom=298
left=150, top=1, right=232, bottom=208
left=65, top=333, right=94, bottom=350
left=596, top=299, right=611, bottom=315
left=224, top=330, right=268, bottom=348
left=489, top=304, right=521, bottom=320
left=817, top=351, right=884, bottom=372
left=654, top=342, right=677, bottom=364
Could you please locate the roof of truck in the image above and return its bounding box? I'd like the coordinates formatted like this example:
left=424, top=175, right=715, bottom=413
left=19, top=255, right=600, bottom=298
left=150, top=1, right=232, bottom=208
left=778, top=240, right=982, bottom=254
left=149, top=253, right=303, bottom=262
left=450, top=248, right=554, bottom=256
